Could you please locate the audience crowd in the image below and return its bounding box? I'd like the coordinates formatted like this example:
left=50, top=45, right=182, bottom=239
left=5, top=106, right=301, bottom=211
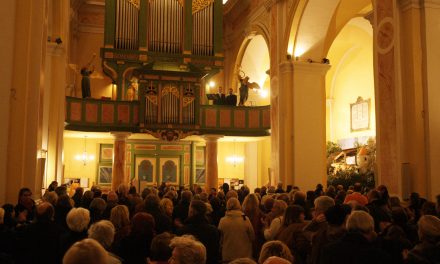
left=0, top=181, right=439, bottom=264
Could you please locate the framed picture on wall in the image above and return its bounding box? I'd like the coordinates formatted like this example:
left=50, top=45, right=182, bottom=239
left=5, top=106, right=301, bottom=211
left=350, top=97, right=370, bottom=132
left=159, top=157, right=180, bottom=185
left=100, top=144, right=114, bottom=163
left=98, top=165, right=112, bottom=185
left=135, top=156, right=156, bottom=185
left=195, top=168, right=206, bottom=184
left=195, top=147, right=205, bottom=166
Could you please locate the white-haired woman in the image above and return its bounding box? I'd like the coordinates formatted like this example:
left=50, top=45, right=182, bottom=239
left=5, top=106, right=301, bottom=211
left=218, top=198, right=255, bottom=262
left=60, top=208, right=90, bottom=259
left=88, top=220, right=122, bottom=264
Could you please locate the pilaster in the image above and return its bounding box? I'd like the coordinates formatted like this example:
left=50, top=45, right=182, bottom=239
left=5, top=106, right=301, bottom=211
left=203, top=135, right=223, bottom=193
left=111, top=132, right=131, bottom=191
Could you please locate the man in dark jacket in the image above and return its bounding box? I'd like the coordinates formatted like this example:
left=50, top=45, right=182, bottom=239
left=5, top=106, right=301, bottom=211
left=177, top=200, right=220, bottom=264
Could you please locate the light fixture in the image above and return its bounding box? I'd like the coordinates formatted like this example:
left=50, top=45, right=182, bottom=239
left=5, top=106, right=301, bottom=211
left=75, top=136, right=95, bottom=166
left=226, top=140, right=244, bottom=166
left=209, top=81, right=216, bottom=88
left=260, top=89, right=269, bottom=98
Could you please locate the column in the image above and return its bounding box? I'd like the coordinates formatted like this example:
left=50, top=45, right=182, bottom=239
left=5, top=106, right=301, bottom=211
left=111, top=132, right=131, bottom=191
left=292, top=61, right=330, bottom=191
left=278, top=60, right=294, bottom=187
left=419, top=0, right=440, bottom=200
left=373, top=0, right=401, bottom=195
left=204, top=135, right=222, bottom=192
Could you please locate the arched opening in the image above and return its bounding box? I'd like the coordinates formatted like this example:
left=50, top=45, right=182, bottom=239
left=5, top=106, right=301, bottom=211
left=237, top=35, right=270, bottom=106
left=325, top=16, right=375, bottom=187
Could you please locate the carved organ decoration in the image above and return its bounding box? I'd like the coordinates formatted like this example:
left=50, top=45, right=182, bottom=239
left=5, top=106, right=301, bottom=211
left=161, top=84, right=180, bottom=124
left=192, top=0, right=214, bottom=56
left=148, top=0, right=184, bottom=53
left=144, top=82, right=158, bottom=124
left=182, top=84, right=195, bottom=124
left=115, top=0, right=140, bottom=49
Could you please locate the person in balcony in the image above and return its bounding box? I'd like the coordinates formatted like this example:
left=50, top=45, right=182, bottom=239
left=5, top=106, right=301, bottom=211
left=226, top=88, right=237, bottom=106
left=81, top=64, right=94, bottom=98
left=214, top=86, right=226, bottom=105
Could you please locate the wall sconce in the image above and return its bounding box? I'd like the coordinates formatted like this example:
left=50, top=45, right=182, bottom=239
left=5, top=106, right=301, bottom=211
left=111, top=82, right=117, bottom=100
left=75, top=136, right=95, bottom=166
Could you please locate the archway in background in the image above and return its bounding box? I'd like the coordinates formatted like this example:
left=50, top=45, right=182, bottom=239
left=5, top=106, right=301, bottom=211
left=236, top=35, right=270, bottom=106
left=326, top=17, right=375, bottom=146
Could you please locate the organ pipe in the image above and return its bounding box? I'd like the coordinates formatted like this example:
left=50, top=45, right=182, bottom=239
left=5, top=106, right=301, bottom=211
left=115, top=0, right=139, bottom=50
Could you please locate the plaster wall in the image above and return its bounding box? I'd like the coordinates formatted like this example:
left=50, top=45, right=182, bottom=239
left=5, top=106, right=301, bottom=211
left=326, top=20, right=375, bottom=144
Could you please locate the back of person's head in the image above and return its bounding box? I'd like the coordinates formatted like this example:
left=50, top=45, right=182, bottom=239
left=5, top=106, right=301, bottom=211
left=367, top=190, right=381, bottom=203
left=272, top=200, right=288, bottom=217
left=36, top=202, right=54, bottom=223
left=418, top=215, right=440, bottom=243
left=181, top=190, right=193, bottom=204
left=107, top=191, right=118, bottom=203
left=55, top=186, right=68, bottom=197
left=110, top=205, right=129, bottom=230
left=88, top=220, right=115, bottom=249
left=262, top=196, right=275, bottom=212
left=421, top=201, right=437, bottom=216
left=258, top=240, right=293, bottom=264
left=131, top=212, right=155, bottom=236
left=325, top=204, right=351, bottom=226
left=169, top=235, right=206, bottom=264
left=353, top=183, right=362, bottom=193
left=283, top=205, right=304, bottom=226
left=263, top=256, right=292, bottom=264
left=43, top=191, right=58, bottom=206
left=227, top=197, right=241, bottom=211
left=243, top=193, right=260, bottom=215
left=229, top=258, right=257, bottom=264
left=346, top=210, right=374, bottom=234
left=63, top=238, right=107, bottom=264
left=150, top=232, right=175, bottom=262
left=57, top=194, right=73, bottom=209
left=226, top=190, right=238, bottom=200
left=90, top=198, right=106, bottom=213
left=117, top=184, right=129, bottom=197
left=293, top=191, right=306, bottom=204
left=189, top=200, right=207, bottom=217
left=314, top=196, right=335, bottom=214
left=66, top=207, right=90, bottom=232
left=145, top=194, right=161, bottom=211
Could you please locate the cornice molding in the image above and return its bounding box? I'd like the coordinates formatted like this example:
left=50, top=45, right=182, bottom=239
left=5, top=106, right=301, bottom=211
left=293, top=61, right=331, bottom=75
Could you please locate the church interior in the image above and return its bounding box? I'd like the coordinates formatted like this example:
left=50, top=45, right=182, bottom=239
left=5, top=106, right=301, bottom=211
left=1, top=0, right=440, bottom=205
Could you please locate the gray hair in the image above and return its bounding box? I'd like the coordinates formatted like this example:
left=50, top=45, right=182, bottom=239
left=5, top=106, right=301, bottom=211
left=314, top=196, right=335, bottom=214
left=169, top=235, right=206, bottom=264
left=346, top=210, right=374, bottom=233
left=63, top=238, right=107, bottom=264
left=67, top=208, right=90, bottom=232
left=226, top=197, right=241, bottom=211
left=88, top=220, right=115, bottom=249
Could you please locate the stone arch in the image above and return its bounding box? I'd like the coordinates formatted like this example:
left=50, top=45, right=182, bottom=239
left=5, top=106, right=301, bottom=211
left=229, top=23, right=270, bottom=93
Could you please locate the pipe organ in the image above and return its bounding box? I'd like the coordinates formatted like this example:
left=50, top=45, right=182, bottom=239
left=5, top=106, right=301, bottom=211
left=102, top=0, right=223, bottom=135
left=148, top=0, right=183, bottom=53
left=192, top=1, right=214, bottom=56
left=115, top=0, right=140, bottom=50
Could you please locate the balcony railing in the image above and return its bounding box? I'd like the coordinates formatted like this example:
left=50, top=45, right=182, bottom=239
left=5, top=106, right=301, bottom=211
left=65, top=97, right=270, bottom=137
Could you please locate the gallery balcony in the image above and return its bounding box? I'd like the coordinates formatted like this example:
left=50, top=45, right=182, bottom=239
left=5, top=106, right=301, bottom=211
left=65, top=96, right=271, bottom=139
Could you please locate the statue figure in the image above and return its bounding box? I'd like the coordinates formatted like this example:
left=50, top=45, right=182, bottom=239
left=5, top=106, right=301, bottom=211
left=238, top=75, right=250, bottom=106
left=126, top=77, right=139, bottom=101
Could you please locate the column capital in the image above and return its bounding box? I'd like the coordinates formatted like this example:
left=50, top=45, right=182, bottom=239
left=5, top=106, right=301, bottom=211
left=293, top=61, right=331, bottom=75
left=202, top=134, right=224, bottom=142
left=111, top=132, right=131, bottom=141
left=279, top=60, right=294, bottom=74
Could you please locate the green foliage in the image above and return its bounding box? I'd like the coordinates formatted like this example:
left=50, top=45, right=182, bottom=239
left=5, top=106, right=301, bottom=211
left=326, top=141, right=342, bottom=157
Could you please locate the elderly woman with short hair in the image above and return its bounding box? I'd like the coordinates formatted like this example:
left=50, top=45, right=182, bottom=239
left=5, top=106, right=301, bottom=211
left=88, top=220, right=122, bottom=264
left=218, top=197, right=255, bottom=262
left=60, top=208, right=91, bottom=259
